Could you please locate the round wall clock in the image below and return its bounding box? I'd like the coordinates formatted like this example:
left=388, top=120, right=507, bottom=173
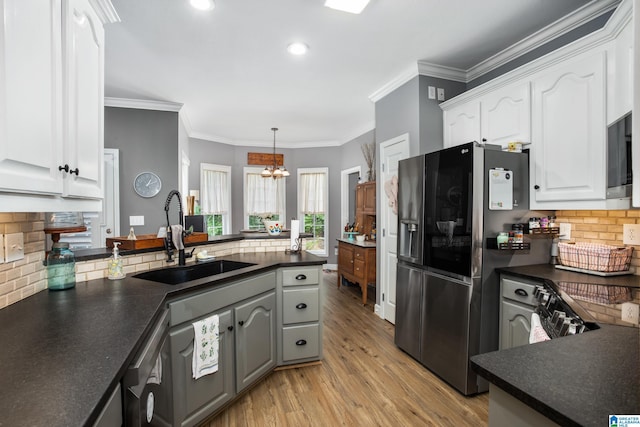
left=134, top=172, right=162, bottom=198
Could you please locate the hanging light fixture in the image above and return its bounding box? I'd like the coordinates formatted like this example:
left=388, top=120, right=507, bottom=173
left=262, top=127, right=289, bottom=179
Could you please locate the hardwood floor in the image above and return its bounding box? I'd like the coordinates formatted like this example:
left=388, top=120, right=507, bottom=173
left=201, top=271, right=489, bottom=426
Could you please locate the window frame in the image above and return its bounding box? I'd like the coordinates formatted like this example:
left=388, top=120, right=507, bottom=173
left=243, top=166, right=287, bottom=230
left=200, top=163, right=232, bottom=235
left=297, top=167, right=329, bottom=257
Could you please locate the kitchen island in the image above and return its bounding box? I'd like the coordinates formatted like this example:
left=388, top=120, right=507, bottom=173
left=0, top=251, right=325, bottom=427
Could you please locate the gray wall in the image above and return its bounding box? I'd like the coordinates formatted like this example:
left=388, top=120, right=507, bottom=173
left=104, top=107, right=179, bottom=235
left=375, top=77, right=420, bottom=155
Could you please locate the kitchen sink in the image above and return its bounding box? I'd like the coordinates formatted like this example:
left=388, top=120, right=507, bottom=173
left=134, top=260, right=257, bottom=285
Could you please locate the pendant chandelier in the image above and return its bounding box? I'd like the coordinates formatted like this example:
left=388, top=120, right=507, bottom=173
left=261, top=127, right=290, bottom=179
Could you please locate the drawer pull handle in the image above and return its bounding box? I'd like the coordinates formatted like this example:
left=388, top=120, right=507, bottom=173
left=295, top=339, right=307, bottom=346
left=295, top=274, right=307, bottom=280
left=296, top=303, right=307, bottom=310
left=514, top=289, right=528, bottom=297
left=238, top=320, right=244, bottom=326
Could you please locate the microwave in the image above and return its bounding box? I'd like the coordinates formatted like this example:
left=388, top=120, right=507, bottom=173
left=607, top=112, right=632, bottom=199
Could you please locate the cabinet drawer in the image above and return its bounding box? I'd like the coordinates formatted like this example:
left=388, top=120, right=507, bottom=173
left=282, top=267, right=319, bottom=287
left=282, top=324, right=320, bottom=362
left=282, top=288, right=319, bottom=324
left=354, top=259, right=366, bottom=280
left=501, top=276, right=538, bottom=307
left=169, top=272, right=276, bottom=326
left=354, top=247, right=367, bottom=259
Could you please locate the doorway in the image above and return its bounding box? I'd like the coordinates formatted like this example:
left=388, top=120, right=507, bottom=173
left=338, top=166, right=361, bottom=269
left=378, top=134, right=410, bottom=324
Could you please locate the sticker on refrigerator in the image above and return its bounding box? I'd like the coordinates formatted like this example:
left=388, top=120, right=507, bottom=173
left=488, top=168, right=513, bottom=210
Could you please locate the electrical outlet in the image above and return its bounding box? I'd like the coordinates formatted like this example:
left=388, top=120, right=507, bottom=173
left=558, top=223, right=571, bottom=240
left=4, top=232, right=24, bottom=262
left=623, top=224, right=640, bottom=245
left=437, top=88, right=445, bottom=101
left=427, top=86, right=436, bottom=99
left=0, top=234, right=4, bottom=263
left=621, top=302, right=639, bottom=325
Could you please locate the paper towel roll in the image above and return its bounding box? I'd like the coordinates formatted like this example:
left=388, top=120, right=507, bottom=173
left=290, top=220, right=300, bottom=250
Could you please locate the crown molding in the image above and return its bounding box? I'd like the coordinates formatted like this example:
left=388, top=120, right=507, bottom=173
left=104, top=97, right=183, bottom=112
left=188, top=130, right=234, bottom=145
left=368, top=64, right=419, bottom=103
left=466, top=0, right=621, bottom=81
left=416, top=61, right=467, bottom=82
left=89, top=0, right=121, bottom=24
left=339, top=121, right=376, bottom=145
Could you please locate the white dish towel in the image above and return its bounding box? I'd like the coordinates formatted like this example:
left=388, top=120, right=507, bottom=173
left=192, top=314, right=220, bottom=379
left=529, top=312, right=551, bottom=344
left=170, top=224, right=184, bottom=250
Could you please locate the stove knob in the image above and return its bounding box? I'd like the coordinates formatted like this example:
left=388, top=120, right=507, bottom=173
left=554, top=312, right=566, bottom=329
left=551, top=310, right=564, bottom=324
left=533, top=285, right=545, bottom=298
left=538, top=291, right=550, bottom=304
left=559, top=319, right=571, bottom=336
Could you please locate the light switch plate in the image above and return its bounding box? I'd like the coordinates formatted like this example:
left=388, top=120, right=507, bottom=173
left=0, top=234, right=4, bottom=263
left=437, top=88, right=445, bottom=101
left=5, top=232, right=24, bottom=262
left=427, top=86, right=436, bottom=99
left=558, top=223, right=571, bottom=240
left=129, top=215, right=145, bottom=226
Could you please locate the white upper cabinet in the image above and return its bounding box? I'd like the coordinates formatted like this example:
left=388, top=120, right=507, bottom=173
left=607, top=9, right=633, bottom=124
left=63, top=0, right=104, bottom=199
left=0, top=0, right=115, bottom=211
left=480, top=82, right=531, bottom=149
left=443, top=101, right=480, bottom=148
left=531, top=50, right=606, bottom=205
left=0, top=0, right=64, bottom=195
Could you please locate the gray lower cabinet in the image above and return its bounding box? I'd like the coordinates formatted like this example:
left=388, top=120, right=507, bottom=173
left=277, top=266, right=323, bottom=365
left=170, top=309, right=234, bottom=427
left=234, top=290, right=277, bottom=393
left=167, top=271, right=276, bottom=427
left=499, top=275, right=540, bottom=350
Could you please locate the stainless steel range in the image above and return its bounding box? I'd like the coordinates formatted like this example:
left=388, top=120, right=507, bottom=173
left=533, top=283, right=599, bottom=338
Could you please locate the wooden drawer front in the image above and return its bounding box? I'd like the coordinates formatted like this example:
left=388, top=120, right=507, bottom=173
left=354, top=259, right=366, bottom=280
left=501, top=276, right=538, bottom=307
left=282, top=267, right=319, bottom=287
left=169, top=272, right=275, bottom=326
left=354, top=247, right=367, bottom=260
left=282, top=324, right=320, bottom=362
left=283, top=288, right=320, bottom=324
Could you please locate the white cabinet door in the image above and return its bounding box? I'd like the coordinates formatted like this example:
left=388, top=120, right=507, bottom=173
left=0, top=0, right=63, bottom=195
left=443, top=101, right=480, bottom=148
left=480, top=82, right=531, bottom=149
left=531, top=50, right=606, bottom=204
left=62, top=0, right=104, bottom=199
left=607, top=19, right=633, bottom=124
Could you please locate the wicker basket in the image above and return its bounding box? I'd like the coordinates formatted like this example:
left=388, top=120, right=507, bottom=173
left=557, top=242, right=633, bottom=272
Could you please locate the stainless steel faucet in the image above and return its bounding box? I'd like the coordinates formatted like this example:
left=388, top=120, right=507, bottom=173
left=164, top=190, right=193, bottom=265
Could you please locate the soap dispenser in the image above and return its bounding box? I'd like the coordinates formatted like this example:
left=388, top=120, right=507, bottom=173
left=108, top=242, right=125, bottom=280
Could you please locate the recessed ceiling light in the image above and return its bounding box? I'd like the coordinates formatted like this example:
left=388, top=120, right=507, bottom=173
left=324, top=0, right=370, bottom=14
left=287, top=42, right=309, bottom=56
left=190, top=0, right=215, bottom=11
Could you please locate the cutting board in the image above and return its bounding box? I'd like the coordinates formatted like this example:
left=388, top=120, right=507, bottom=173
left=106, top=232, right=208, bottom=250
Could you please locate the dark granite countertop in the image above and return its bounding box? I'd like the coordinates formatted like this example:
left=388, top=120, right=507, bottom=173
left=336, top=238, right=377, bottom=248
left=0, top=252, right=325, bottom=427
left=471, top=324, right=639, bottom=427
left=499, top=263, right=640, bottom=288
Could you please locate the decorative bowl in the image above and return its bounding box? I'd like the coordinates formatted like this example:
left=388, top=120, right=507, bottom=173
left=355, top=235, right=365, bottom=242
left=263, top=220, right=283, bottom=236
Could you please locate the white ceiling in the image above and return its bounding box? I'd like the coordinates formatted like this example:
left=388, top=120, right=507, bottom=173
left=104, top=0, right=608, bottom=147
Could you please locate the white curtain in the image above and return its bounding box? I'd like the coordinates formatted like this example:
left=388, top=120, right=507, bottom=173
left=300, top=172, right=326, bottom=214
left=201, top=169, right=229, bottom=214
left=246, top=173, right=285, bottom=216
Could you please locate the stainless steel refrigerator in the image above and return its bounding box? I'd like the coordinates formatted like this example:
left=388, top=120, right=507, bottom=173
left=395, top=142, right=551, bottom=395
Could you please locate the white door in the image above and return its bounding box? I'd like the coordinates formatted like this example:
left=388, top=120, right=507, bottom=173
left=379, top=134, right=410, bottom=324
left=100, top=149, right=120, bottom=245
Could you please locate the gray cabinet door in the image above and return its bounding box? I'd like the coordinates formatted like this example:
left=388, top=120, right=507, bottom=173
left=170, top=309, right=234, bottom=427
left=235, top=291, right=277, bottom=393
left=500, top=299, right=533, bottom=349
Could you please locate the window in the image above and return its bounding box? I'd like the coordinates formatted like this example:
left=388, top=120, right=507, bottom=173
left=244, top=167, right=286, bottom=230
left=298, top=168, right=328, bottom=256
left=200, top=163, right=232, bottom=236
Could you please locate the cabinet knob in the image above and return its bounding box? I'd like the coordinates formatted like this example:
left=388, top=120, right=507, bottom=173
left=227, top=326, right=234, bottom=331
left=295, top=274, right=307, bottom=280
left=69, top=167, right=79, bottom=175
left=238, top=320, right=244, bottom=326
left=514, top=288, right=528, bottom=297
left=296, top=303, right=307, bottom=310
left=295, top=339, right=307, bottom=346
left=58, top=164, right=70, bottom=173
left=534, top=185, right=540, bottom=190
